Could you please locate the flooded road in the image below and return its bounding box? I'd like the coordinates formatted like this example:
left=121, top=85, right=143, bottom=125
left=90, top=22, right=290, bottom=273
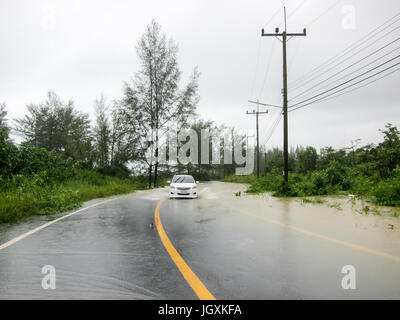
left=0, top=182, right=399, bottom=299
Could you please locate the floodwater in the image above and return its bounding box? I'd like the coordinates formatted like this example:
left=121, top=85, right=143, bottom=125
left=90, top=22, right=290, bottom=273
left=0, top=181, right=399, bottom=299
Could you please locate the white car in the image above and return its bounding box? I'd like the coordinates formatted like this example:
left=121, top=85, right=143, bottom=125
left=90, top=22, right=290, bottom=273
left=169, top=175, right=198, bottom=199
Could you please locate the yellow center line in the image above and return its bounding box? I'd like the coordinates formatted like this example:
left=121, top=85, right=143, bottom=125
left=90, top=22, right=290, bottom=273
left=154, top=197, right=216, bottom=300
left=220, top=200, right=400, bottom=263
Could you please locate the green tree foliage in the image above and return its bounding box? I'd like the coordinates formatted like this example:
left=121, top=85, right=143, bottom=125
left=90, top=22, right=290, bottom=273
left=244, top=124, right=400, bottom=207
left=0, top=104, right=17, bottom=180
left=121, top=20, right=199, bottom=187
left=264, top=148, right=284, bottom=173
left=93, top=95, right=111, bottom=168
left=0, top=103, right=9, bottom=134
left=296, top=146, right=318, bottom=173
left=376, top=123, right=400, bottom=177
left=14, top=91, right=92, bottom=162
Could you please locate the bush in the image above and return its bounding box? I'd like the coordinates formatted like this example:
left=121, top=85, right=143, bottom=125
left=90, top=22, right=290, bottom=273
left=247, top=170, right=337, bottom=197
left=371, top=168, right=400, bottom=206
left=96, top=165, right=131, bottom=179
left=310, top=171, right=330, bottom=195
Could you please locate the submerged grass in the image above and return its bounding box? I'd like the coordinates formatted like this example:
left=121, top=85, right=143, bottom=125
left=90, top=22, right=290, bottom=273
left=221, top=175, right=257, bottom=184
left=224, top=166, right=400, bottom=213
left=301, top=198, right=326, bottom=205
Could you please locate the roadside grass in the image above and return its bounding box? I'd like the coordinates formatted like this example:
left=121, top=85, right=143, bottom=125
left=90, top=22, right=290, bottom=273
left=221, top=175, right=257, bottom=184
left=0, top=171, right=148, bottom=224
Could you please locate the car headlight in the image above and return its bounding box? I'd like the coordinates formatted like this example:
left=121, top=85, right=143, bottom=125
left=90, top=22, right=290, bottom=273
left=170, top=185, right=175, bottom=189
left=192, top=186, right=197, bottom=189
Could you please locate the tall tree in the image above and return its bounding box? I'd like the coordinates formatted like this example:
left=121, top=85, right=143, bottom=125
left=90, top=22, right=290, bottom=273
left=122, top=20, right=199, bottom=187
left=109, top=100, right=134, bottom=167
left=93, top=95, right=111, bottom=168
left=296, top=146, right=318, bottom=173
left=14, top=91, right=92, bottom=162
left=377, top=123, right=400, bottom=177
left=0, top=103, right=9, bottom=134
left=0, top=104, right=17, bottom=179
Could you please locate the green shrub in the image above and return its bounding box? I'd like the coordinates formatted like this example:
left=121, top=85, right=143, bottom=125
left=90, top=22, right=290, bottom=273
left=310, top=171, right=330, bottom=195
left=372, top=174, right=400, bottom=207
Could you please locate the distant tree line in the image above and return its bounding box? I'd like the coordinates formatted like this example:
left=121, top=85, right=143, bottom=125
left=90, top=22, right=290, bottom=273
left=0, top=20, right=249, bottom=188
left=259, top=124, right=400, bottom=179
left=243, top=124, right=400, bottom=206
left=2, top=18, right=398, bottom=205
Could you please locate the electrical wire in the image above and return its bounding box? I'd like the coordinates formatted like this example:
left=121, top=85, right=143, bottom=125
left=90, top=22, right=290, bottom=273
left=250, top=37, right=263, bottom=99
left=312, top=64, right=400, bottom=103
left=263, top=0, right=291, bottom=28
left=287, top=0, right=308, bottom=19
left=262, top=111, right=283, bottom=146
left=290, top=21, right=400, bottom=92
left=289, top=39, right=400, bottom=102
left=289, top=60, right=400, bottom=112
left=289, top=11, right=400, bottom=88
left=305, top=0, right=342, bottom=28
left=258, top=39, right=277, bottom=98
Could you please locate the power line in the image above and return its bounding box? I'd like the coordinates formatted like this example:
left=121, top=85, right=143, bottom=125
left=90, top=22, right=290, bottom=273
left=246, top=100, right=269, bottom=178
left=305, top=0, right=342, bottom=28
left=261, top=6, right=306, bottom=184
left=288, top=37, right=302, bottom=74
left=258, top=39, right=277, bottom=98
left=252, top=1, right=288, bottom=100
left=262, top=111, right=283, bottom=145
left=291, top=65, right=400, bottom=112
left=287, top=0, right=308, bottom=19
left=263, top=0, right=291, bottom=29
left=289, top=39, right=400, bottom=102
left=290, top=11, right=400, bottom=87
left=289, top=53, right=400, bottom=109
left=289, top=10, right=400, bottom=87
left=260, top=108, right=280, bottom=142
left=290, top=21, right=400, bottom=92
left=257, top=1, right=303, bottom=102
left=289, top=60, right=400, bottom=112
left=250, top=37, right=263, bottom=99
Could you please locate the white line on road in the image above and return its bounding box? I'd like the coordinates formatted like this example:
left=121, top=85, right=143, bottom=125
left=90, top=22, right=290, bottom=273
left=0, top=196, right=126, bottom=252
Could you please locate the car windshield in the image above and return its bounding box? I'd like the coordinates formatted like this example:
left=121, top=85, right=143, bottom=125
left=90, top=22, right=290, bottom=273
left=172, top=176, right=195, bottom=183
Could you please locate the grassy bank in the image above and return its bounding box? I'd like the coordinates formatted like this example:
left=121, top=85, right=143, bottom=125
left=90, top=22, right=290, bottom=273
left=0, top=170, right=148, bottom=224
left=223, top=166, right=400, bottom=208
left=221, top=175, right=257, bottom=184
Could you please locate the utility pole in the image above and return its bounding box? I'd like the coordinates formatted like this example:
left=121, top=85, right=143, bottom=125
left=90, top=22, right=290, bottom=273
left=246, top=100, right=268, bottom=178
left=261, top=7, right=306, bottom=184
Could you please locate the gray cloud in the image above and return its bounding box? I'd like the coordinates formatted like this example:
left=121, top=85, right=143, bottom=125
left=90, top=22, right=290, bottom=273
left=1, top=0, right=399, bottom=150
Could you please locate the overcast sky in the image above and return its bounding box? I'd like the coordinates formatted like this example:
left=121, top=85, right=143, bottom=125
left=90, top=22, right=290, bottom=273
left=1, top=0, right=400, bottom=151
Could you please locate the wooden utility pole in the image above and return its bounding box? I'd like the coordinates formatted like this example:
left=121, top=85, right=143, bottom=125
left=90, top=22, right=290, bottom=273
left=261, top=7, right=306, bottom=184
left=246, top=100, right=268, bottom=178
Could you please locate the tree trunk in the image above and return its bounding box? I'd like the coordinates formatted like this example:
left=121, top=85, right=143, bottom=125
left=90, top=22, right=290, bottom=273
left=154, top=131, right=159, bottom=187
left=148, top=164, right=153, bottom=188
left=154, top=162, right=158, bottom=188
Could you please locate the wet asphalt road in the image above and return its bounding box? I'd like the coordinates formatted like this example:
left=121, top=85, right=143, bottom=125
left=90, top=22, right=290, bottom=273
left=0, top=182, right=399, bottom=299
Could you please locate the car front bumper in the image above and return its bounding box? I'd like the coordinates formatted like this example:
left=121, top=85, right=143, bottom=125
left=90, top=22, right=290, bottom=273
left=169, top=190, right=198, bottom=199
